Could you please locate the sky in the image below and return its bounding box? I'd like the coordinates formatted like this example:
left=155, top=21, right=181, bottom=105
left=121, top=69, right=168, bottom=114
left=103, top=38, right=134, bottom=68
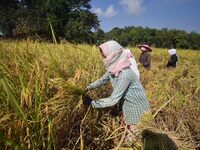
left=90, top=0, right=200, bottom=33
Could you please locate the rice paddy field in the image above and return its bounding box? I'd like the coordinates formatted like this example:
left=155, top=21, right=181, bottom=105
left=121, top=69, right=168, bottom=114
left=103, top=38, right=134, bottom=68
left=0, top=40, right=200, bottom=150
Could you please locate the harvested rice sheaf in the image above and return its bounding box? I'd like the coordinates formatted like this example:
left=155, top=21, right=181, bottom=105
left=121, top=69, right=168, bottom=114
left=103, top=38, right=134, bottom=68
left=49, top=78, right=86, bottom=96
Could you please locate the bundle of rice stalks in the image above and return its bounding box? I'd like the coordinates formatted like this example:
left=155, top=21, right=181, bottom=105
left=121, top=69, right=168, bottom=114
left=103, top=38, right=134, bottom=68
left=137, top=111, right=199, bottom=150
left=110, top=110, right=198, bottom=150
left=49, top=78, right=87, bottom=97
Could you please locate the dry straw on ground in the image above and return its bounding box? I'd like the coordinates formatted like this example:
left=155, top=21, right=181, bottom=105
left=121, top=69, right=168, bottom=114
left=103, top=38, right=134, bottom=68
left=0, top=40, right=199, bottom=150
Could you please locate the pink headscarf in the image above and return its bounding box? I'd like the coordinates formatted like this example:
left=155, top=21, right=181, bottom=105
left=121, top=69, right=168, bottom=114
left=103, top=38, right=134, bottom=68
left=99, top=40, right=131, bottom=76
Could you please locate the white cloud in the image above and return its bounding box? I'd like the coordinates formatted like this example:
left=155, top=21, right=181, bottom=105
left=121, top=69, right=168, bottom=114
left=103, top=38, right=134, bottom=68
left=93, top=5, right=117, bottom=18
left=93, top=7, right=104, bottom=16
left=120, top=0, right=145, bottom=16
left=105, top=5, right=117, bottom=18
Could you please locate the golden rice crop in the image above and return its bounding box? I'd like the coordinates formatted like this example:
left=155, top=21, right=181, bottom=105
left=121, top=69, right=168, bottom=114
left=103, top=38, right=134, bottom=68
left=0, top=39, right=199, bottom=150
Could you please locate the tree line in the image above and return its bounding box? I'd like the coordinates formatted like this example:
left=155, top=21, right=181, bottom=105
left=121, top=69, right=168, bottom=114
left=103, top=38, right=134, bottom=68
left=0, top=0, right=200, bottom=50
left=93, top=27, right=200, bottom=50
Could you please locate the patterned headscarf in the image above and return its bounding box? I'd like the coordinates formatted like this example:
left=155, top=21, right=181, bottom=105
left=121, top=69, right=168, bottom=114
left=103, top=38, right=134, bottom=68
left=99, top=40, right=131, bottom=76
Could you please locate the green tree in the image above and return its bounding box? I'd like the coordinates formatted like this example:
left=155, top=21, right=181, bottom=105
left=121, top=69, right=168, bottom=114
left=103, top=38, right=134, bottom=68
left=0, top=0, right=19, bottom=37
left=0, top=0, right=99, bottom=42
left=188, top=32, right=200, bottom=50
left=105, top=27, right=122, bottom=40
left=93, top=28, right=105, bottom=45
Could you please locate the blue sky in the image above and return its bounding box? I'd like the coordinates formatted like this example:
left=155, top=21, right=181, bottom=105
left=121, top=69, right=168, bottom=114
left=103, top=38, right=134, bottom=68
left=90, top=0, right=200, bottom=33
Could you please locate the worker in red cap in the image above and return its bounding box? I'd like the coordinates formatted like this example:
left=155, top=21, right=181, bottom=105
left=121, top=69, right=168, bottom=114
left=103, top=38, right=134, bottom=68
left=138, top=44, right=152, bottom=69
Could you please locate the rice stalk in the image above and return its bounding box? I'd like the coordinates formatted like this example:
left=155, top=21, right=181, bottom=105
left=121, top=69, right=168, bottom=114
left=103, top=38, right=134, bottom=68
left=0, top=75, right=26, bottom=120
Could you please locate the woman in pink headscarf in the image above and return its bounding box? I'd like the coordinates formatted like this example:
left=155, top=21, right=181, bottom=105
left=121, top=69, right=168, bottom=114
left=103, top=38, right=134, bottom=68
left=83, top=40, right=150, bottom=129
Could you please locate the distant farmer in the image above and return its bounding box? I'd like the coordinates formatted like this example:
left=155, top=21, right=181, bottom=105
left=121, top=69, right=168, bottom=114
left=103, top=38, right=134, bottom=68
left=83, top=40, right=151, bottom=135
left=166, top=48, right=178, bottom=68
left=138, top=44, right=152, bottom=69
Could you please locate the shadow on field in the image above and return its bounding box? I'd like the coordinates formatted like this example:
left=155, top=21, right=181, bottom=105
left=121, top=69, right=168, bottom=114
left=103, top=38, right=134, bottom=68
left=142, top=129, right=178, bottom=150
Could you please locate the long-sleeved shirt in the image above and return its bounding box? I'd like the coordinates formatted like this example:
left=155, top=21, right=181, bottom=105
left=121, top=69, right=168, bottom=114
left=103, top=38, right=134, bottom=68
left=139, top=52, right=151, bottom=69
left=87, top=68, right=150, bottom=125
left=166, top=54, right=178, bottom=68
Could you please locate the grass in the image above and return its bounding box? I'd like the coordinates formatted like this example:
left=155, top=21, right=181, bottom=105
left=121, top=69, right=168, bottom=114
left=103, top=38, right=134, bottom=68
left=0, top=39, right=199, bottom=150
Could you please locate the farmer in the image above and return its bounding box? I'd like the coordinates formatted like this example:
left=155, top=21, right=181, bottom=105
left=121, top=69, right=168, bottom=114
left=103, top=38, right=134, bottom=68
left=138, top=44, right=152, bottom=69
left=83, top=40, right=150, bottom=132
left=166, top=48, right=178, bottom=68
